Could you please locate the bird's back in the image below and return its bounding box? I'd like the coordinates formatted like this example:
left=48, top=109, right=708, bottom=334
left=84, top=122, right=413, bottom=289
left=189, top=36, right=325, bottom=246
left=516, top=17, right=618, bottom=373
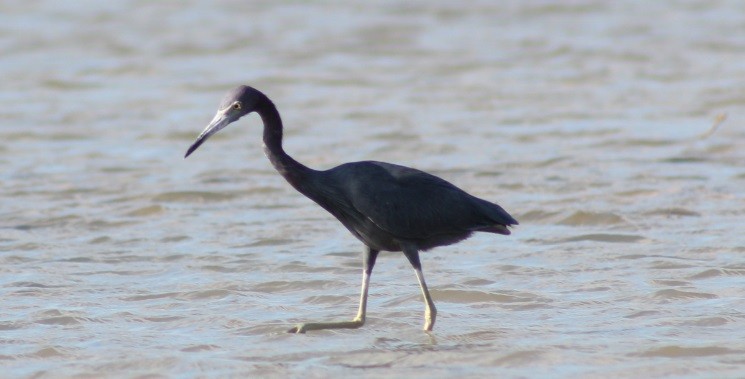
left=303, top=161, right=517, bottom=252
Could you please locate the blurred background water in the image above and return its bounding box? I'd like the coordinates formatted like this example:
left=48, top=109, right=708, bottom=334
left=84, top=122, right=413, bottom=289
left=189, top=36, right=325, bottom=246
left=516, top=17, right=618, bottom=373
left=1, top=1, right=745, bottom=377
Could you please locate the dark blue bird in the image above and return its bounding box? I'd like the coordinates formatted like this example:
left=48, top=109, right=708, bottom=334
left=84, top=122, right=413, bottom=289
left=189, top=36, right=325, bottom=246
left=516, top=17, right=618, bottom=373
left=185, top=86, right=518, bottom=333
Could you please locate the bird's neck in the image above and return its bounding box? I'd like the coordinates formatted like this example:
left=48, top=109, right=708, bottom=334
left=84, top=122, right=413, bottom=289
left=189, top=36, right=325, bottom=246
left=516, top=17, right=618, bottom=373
left=256, top=94, right=313, bottom=189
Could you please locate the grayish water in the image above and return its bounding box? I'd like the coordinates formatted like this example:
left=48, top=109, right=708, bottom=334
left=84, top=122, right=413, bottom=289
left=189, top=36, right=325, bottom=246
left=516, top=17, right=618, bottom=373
left=2, top=1, right=745, bottom=377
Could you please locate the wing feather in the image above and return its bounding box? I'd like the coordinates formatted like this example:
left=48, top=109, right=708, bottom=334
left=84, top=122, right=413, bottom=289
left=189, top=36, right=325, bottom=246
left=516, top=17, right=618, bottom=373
left=330, top=161, right=512, bottom=240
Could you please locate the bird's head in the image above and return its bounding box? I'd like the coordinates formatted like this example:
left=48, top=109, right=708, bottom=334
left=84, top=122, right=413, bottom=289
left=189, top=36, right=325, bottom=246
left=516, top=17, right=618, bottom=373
left=184, top=85, right=263, bottom=158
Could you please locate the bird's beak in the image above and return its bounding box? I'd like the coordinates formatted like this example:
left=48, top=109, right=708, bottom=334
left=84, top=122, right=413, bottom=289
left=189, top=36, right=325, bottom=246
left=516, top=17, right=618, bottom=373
left=184, top=110, right=231, bottom=158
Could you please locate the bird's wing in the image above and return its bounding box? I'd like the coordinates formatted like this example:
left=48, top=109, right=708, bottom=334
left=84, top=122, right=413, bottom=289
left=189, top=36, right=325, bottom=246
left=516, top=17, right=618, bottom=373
left=339, top=162, right=492, bottom=240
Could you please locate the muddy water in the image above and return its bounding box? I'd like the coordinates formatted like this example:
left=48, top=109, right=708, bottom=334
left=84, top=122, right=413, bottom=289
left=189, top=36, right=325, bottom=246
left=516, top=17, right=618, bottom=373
left=2, top=1, right=745, bottom=378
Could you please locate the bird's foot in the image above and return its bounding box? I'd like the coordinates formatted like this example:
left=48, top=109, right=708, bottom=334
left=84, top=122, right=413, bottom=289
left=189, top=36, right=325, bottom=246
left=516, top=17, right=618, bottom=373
left=423, top=309, right=437, bottom=331
left=287, top=323, right=307, bottom=334
left=287, top=318, right=365, bottom=334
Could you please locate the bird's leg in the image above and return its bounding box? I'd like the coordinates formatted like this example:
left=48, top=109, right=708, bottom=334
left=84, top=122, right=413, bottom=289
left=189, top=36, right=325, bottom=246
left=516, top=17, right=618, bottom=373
left=352, top=262, right=373, bottom=324
left=288, top=247, right=379, bottom=333
left=413, top=267, right=437, bottom=331
left=402, top=244, right=437, bottom=331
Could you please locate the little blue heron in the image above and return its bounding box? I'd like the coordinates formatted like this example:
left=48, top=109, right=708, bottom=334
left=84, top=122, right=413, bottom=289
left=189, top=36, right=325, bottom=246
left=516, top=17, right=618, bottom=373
left=185, top=85, right=518, bottom=333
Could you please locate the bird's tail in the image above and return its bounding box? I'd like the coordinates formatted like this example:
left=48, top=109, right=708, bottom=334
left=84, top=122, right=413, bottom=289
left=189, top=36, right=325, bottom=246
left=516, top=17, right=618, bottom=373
left=470, top=197, right=518, bottom=235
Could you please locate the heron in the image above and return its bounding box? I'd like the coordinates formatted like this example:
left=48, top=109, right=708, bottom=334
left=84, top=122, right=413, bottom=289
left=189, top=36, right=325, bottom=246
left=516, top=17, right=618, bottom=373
left=185, top=85, right=518, bottom=333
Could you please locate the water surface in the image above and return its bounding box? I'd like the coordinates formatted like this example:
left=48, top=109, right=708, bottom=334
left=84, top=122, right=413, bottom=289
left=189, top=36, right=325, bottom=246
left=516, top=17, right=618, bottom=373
left=2, top=1, right=745, bottom=378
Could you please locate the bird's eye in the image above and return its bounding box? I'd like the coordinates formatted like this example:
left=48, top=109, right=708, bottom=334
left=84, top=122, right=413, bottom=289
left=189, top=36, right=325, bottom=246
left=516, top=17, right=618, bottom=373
left=232, top=102, right=241, bottom=110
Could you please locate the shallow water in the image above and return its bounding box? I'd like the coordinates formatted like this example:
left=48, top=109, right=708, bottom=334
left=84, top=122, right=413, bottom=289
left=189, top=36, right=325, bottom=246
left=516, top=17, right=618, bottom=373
left=2, top=1, right=745, bottom=378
